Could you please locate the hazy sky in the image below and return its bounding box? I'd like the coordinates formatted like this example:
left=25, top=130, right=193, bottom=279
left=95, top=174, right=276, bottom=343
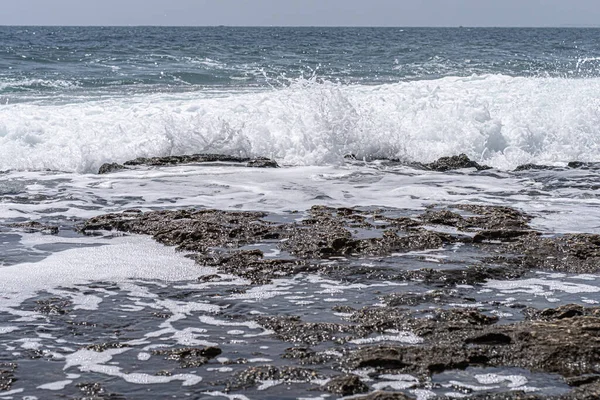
left=1, top=0, right=599, bottom=27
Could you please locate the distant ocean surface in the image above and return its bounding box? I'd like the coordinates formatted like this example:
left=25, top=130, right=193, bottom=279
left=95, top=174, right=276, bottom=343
left=2, top=26, right=600, bottom=171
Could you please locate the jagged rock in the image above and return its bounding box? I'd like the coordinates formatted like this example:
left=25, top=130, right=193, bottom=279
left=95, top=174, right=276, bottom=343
left=322, top=374, right=369, bottom=395
left=423, top=154, right=491, bottom=172
left=9, top=221, right=59, bottom=234
left=98, top=162, right=127, bottom=174
left=152, top=347, right=222, bottom=368
left=514, top=163, right=556, bottom=171
left=85, top=342, right=130, bottom=352
left=227, top=366, right=324, bottom=390
left=246, top=158, right=279, bottom=168
left=511, top=233, right=600, bottom=274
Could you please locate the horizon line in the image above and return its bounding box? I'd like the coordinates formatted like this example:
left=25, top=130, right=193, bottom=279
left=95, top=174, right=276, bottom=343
left=0, top=24, right=599, bottom=29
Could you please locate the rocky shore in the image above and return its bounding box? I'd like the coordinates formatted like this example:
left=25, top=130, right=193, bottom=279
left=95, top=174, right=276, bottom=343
left=79, top=172, right=600, bottom=399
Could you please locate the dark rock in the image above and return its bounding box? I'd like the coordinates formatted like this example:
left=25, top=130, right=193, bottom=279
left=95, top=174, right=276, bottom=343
left=523, top=304, right=599, bottom=321
left=195, top=250, right=314, bottom=285
left=567, top=161, right=600, bottom=170
left=350, top=390, right=413, bottom=399
left=423, top=154, right=491, bottom=172
left=85, top=342, right=130, bottom=352
left=246, top=158, right=279, bottom=168
left=152, top=347, right=222, bottom=368
left=34, top=297, right=72, bottom=315
left=9, top=221, right=59, bottom=234
left=514, top=163, right=556, bottom=171
left=511, top=233, right=600, bottom=274
left=0, top=363, right=17, bottom=391
left=382, top=289, right=467, bottom=307
left=346, top=313, right=600, bottom=378
left=322, top=374, right=369, bottom=395
left=98, top=162, right=127, bottom=174
left=81, top=209, right=279, bottom=253
left=227, top=366, right=324, bottom=390
left=473, top=229, right=537, bottom=243
left=123, top=153, right=250, bottom=166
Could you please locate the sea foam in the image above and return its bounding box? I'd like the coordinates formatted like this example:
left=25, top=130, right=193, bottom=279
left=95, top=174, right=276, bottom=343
left=1, top=74, right=599, bottom=173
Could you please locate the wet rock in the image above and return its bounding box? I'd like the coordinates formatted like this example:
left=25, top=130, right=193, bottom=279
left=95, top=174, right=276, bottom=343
left=123, top=153, right=251, bottom=166
left=382, top=289, right=468, bottom=307
left=195, top=250, right=315, bottom=285
left=514, top=163, right=556, bottom=171
left=423, top=154, right=491, bottom=172
left=512, top=233, right=600, bottom=274
left=81, top=209, right=279, bottom=252
left=454, top=204, right=532, bottom=231
left=152, top=346, right=222, bottom=368
left=256, top=315, right=361, bottom=344
left=567, top=161, right=600, bottom=170
left=322, top=374, right=369, bottom=395
left=0, top=363, right=17, bottom=391
left=346, top=313, right=600, bottom=378
left=350, top=390, right=414, bottom=399
left=98, top=162, right=127, bottom=174
left=227, top=366, right=324, bottom=390
left=246, top=158, right=279, bottom=168
left=282, top=347, right=316, bottom=360
left=398, top=264, right=526, bottom=287
left=420, top=210, right=465, bottom=226
left=74, top=381, right=126, bottom=400
left=566, top=374, right=600, bottom=387
left=473, top=229, right=537, bottom=243
left=9, top=221, right=59, bottom=234
left=523, top=304, right=593, bottom=321
left=34, top=297, right=72, bottom=315
left=85, top=342, right=130, bottom=352
left=77, top=382, right=105, bottom=396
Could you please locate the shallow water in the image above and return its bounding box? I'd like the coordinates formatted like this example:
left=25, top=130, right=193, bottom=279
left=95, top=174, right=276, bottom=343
left=0, top=162, right=598, bottom=398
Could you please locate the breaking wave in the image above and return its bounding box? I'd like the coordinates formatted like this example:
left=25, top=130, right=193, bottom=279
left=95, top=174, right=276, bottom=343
left=1, top=74, right=599, bottom=173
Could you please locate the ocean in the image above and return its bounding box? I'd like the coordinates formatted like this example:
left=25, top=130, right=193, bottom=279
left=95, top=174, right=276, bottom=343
left=1, top=26, right=600, bottom=399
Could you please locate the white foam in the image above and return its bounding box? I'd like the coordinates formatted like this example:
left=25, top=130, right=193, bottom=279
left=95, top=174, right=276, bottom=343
left=37, top=380, right=72, bottom=390
left=3, top=75, right=600, bottom=173
left=485, top=278, right=600, bottom=295
left=350, top=331, right=423, bottom=345
left=475, top=373, right=528, bottom=388
left=64, top=348, right=202, bottom=386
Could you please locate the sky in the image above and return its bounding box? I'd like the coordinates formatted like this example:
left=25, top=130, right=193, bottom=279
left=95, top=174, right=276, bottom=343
left=1, top=0, right=599, bottom=27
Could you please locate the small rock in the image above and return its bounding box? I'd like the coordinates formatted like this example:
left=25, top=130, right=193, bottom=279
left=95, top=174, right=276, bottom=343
left=98, top=162, right=127, bottom=174
left=322, top=374, right=369, bottom=395
left=424, top=154, right=491, bottom=172
left=246, top=158, right=279, bottom=168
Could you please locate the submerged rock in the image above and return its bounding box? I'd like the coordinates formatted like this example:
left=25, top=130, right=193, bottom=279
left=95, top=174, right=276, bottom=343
left=152, top=346, right=222, bottom=368
left=0, top=363, right=17, bottom=392
left=227, top=366, right=324, bottom=390
left=9, top=221, right=59, bottom=234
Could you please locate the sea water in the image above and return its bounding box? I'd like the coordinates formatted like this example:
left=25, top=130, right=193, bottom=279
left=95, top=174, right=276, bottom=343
left=0, top=27, right=599, bottom=398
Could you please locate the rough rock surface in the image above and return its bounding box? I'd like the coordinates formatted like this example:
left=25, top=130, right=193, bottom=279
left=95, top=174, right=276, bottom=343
left=97, top=162, right=128, bottom=174
left=322, top=375, right=370, bottom=395
left=152, top=346, right=222, bottom=368
left=79, top=201, right=600, bottom=399
left=421, top=154, right=491, bottom=172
